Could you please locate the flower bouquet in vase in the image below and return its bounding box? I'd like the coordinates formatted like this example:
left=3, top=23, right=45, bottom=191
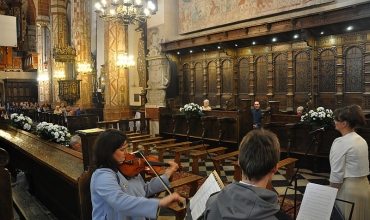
left=10, top=113, right=33, bottom=131
left=180, top=103, right=204, bottom=117
left=300, top=107, right=334, bottom=126
left=36, top=122, right=71, bottom=144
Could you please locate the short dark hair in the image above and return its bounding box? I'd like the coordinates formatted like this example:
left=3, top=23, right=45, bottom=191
left=333, top=104, right=366, bottom=128
left=92, top=129, right=128, bottom=171
left=238, top=129, right=280, bottom=182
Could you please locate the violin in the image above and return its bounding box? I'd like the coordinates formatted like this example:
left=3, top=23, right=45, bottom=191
left=120, top=151, right=185, bottom=208
left=119, top=153, right=170, bottom=178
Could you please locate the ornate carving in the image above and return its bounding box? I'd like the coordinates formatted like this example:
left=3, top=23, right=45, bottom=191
left=344, top=46, right=364, bottom=92
left=317, top=36, right=338, bottom=46
left=147, top=89, right=166, bottom=105
left=256, top=56, right=268, bottom=94
left=342, top=32, right=367, bottom=43
left=274, top=53, right=288, bottom=93
left=294, top=51, right=311, bottom=93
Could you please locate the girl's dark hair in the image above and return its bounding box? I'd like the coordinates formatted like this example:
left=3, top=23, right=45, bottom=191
left=333, top=104, right=366, bottom=128
left=92, top=129, right=128, bottom=171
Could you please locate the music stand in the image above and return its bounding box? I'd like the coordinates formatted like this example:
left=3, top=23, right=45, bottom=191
left=331, top=199, right=355, bottom=220
left=281, top=133, right=317, bottom=219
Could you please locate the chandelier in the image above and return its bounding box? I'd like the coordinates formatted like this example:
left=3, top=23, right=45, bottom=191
left=94, top=0, right=157, bottom=26
left=117, top=53, right=135, bottom=68
left=77, top=61, right=93, bottom=74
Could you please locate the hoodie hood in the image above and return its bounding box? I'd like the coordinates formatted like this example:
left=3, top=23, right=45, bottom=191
left=206, top=181, right=280, bottom=220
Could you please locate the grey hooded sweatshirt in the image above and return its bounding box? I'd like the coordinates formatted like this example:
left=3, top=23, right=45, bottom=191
left=202, top=181, right=292, bottom=220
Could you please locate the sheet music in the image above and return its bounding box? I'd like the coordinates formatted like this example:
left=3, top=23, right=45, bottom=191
left=190, top=172, right=223, bottom=220
left=297, top=183, right=338, bottom=220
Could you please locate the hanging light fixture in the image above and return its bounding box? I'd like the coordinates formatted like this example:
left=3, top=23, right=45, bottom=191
left=94, top=0, right=157, bottom=26
left=77, top=61, right=93, bottom=74
left=117, top=53, right=135, bottom=68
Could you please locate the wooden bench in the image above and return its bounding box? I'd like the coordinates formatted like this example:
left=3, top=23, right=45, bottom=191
left=130, top=136, right=163, bottom=151
left=170, top=144, right=210, bottom=165
left=13, top=184, right=53, bottom=220
left=155, top=141, right=192, bottom=162
left=141, top=139, right=177, bottom=156
left=190, top=147, right=227, bottom=173
left=166, top=174, right=204, bottom=220
left=232, top=157, right=298, bottom=190
left=211, top=151, right=239, bottom=175
left=127, top=134, right=151, bottom=141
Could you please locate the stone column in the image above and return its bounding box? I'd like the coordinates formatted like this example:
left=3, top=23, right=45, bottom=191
left=145, top=50, right=170, bottom=136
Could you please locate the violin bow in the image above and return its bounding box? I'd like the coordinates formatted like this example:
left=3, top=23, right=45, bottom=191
left=134, top=150, right=184, bottom=208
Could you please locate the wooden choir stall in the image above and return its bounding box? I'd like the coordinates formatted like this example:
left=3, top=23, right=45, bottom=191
left=158, top=99, right=254, bottom=151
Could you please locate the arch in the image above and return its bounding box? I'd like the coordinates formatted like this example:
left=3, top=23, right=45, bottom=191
left=238, top=57, right=249, bottom=94
left=294, top=51, right=311, bottom=93
left=273, top=53, right=288, bottom=94
left=344, top=46, right=364, bottom=93
left=318, top=49, right=336, bottom=93
left=255, top=56, right=268, bottom=94
left=221, top=59, right=232, bottom=94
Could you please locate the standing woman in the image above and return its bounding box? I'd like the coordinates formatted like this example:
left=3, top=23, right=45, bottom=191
left=90, top=129, right=184, bottom=220
left=330, top=105, right=370, bottom=219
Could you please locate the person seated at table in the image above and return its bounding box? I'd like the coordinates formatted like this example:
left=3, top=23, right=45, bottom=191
left=70, top=135, right=82, bottom=152
left=201, top=129, right=292, bottom=220
left=202, top=99, right=212, bottom=111
left=54, top=106, right=63, bottom=115
left=296, top=106, right=304, bottom=116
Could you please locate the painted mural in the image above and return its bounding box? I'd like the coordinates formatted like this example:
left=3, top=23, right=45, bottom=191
left=178, top=0, right=334, bottom=34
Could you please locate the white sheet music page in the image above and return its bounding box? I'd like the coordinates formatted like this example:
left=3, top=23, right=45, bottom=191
left=297, top=183, right=338, bottom=220
left=189, top=172, right=222, bottom=220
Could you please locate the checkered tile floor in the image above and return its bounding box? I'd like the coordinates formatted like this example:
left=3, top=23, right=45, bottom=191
left=139, top=145, right=331, bottom=220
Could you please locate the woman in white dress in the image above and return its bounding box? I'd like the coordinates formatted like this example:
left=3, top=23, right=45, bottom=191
left=330, top=104, right=370, bottom=220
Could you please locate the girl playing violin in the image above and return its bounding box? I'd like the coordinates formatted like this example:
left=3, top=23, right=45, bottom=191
left=90, top=129, right=184, bottom=220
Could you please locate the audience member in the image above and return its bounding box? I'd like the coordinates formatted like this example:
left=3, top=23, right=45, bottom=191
left=202, top=99, right=212, bottom=111
left=75, top=104, right=87, bottom=115
left=330, top=104, right=370, bottom=219
left=54, top=106, right=63, bottom=115
left=251, top=101, right=263, bottom=130
left=90, top=129, right=184, bottom=219
left=201, top=129, right=292, bottom=220
left=296, top=106, right=304, bottom=116
left=70, top=135, right=82, bottom=152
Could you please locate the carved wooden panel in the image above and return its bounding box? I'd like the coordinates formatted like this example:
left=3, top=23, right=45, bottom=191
left=208, top=61, right=217, bottom=94
left=294, top=51, right=311, bottom=93
left=195, top=63, right=203, bottom=94
left=182, top=64, right=190, bottom=104
left=318, top=49, right=336, bottom=92
left=344, top=46, right=363, bottom=92
left=222, top=60, right=232, bottom=94
left=238, top=58, right=249, bottom=94
left=4, top=79, right=38, bottom=104
left=274, top=53, right=287, bottom=93
left=256, top=56, right=268, bottom=94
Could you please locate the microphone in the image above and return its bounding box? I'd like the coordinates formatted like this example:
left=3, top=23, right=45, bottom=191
left=308, top=124, right=333, bottom=135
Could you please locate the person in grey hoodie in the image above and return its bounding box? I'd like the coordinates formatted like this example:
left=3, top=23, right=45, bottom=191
left=202, top=129, right=292, bottom=220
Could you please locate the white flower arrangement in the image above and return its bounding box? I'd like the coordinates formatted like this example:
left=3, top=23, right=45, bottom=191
left=36, top=122, right=71, bottom=143
left=180, top=103, right=204, bottom=116
left=301, top=107, right=334, bottom=126
left=10, top=113, right=33, bottom=131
